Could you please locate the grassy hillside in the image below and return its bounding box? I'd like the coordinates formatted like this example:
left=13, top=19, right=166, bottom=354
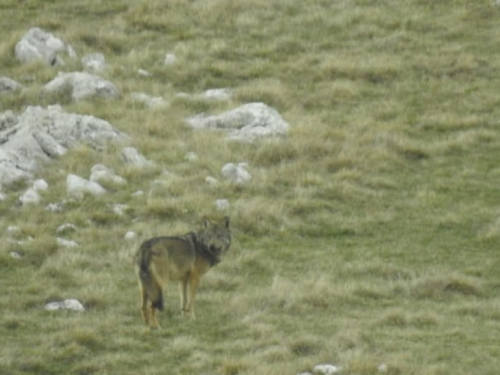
left=1, top=0, right=500, bottom=374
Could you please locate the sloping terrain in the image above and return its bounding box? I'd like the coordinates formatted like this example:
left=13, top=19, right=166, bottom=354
left=1, top=1, right=500, bottom=374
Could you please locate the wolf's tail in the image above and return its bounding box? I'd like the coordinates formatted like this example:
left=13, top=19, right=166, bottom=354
left=136, top=244, right=164, bottom=311
left=139, top=268, right=164, bottom=311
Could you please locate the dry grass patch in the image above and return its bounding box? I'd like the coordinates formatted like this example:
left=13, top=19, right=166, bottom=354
left=410, top=272, right=482, bottom=300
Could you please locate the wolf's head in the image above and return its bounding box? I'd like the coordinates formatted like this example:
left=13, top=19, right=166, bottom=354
left=198, top=216, right=231, bottom=261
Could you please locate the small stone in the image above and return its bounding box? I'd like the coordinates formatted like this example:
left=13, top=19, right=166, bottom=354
left=43, top=72, right=120, bottom=101
left=131, top=92, right=167, bottom=108
left=121, top=147, right=155, bottom=169
left=67, top=174, right=106, bottom=197
left=313, top=364, right=341, bottom=375
left=7, top=226, right=21, bottom=235
left=205, top=176, right=219, bottom=186
left=111, top=204, right=128, bottom=216
left=82, top=53, right=106, bottom=73
left=90, top=164, right=127, bottom=186
left=131, top=190, right=144, bottom=197
left=33, top=179, right=49, bottom=191
left=10, top=252, right=22, bottom=259
left=221, top=163, right=252, bottom=185
left=185, top=152, right=198, bottom=162
left=45, top=299, right=85, bottom=312
left=57, top=237, right=79, bottom=247
left=56, top=223, right=78, bottom=234
left=215, top=199, right=230, bottom=211
left=124, top=231, right=137, bottom=241
left=377, top=364, right=388, bottom=373
left=164, top=53, right=177, bottom=65
left=0, top=77, right=23, bottom=95
left=19, top=188, right=41, bottom=205
left=138, top=69, right=152, bottom=77
left=201, top=88, right=232, bottom=101
left=46, top=202, right=64, bottom=212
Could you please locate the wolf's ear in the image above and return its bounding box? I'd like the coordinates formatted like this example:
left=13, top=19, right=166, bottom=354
left=223, top=216, right=230, bottom=228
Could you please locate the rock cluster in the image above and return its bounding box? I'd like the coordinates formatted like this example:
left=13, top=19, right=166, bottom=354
left=0, top=105, right=127, bottom=187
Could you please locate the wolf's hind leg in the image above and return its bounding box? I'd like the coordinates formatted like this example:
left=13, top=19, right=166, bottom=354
left=139, top=283, right=150, bottom=326
left=149, top=282, right=164, bottom=329
left=179, top=274, right=189, bottom=316
left=150, top=303, right=160, bottom=329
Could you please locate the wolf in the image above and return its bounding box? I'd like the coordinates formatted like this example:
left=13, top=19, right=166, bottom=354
left=134, top=216, right=231, bottom=329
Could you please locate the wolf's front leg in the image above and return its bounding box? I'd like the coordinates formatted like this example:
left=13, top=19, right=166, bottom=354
left=186, top=274, right=200, bottom=319
left=179, top=275, right=189, bottom=316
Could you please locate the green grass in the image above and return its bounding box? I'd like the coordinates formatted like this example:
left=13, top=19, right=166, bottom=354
left=2, top=0, right=500, bottom=374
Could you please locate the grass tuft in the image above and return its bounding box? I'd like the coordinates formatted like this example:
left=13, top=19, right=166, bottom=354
left=411, top=273, right=482, bottom=299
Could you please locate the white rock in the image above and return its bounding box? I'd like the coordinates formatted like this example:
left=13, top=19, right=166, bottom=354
left=43, top=72, right=120, bottom=101
left=176, top=88, right=232, bottom=102
left=67, top=174, right=106, bottom=197
left=32, top=130, right=68, bottom=158
left=15, top=27, right=74, bottom=66
left=19, top=188, right=41, bottom=205
left=185, top=152, right=198, bottom=162
left=205, top=176, right=219, bottom=186
left=90, top=163, right=108, bottom=174
left=90, top=164, right=127, bottom=185
left=82, top=53, right=106, bottom=73
left=0, top=157, right=33, bottom=187
left=221, top=163, right=252, bottom=185
left=7, top=226, right=21, bottom=235
left=377, top=364, right=388, bottom=373
left=33, top=179, right=48, bottom=191
left=201, top=88, right=232, bottom=101
left=57, top=237, right=79, bottom=247
left=67, top=45, right=77, bottom=59
left=0, top=105, right=127, bottom=188
left=131, top=92, right=167, bottom=108
left=186, top=102, right=289, bottom=142
left=215, top=199, right=230, bottom=211
left=45, top=202, right=64, bottom=212
left=0, top=77, right=23, bottom=95
left=164, top=53, right=177, bottom=65
left=112, top=175, right=128, bottom=185
left=313, top=364, right=341, bottom=375
left=0, top=110, right=17, bottom=129
left=111, top=204, right=128, bottom=216
left=137, top=69, right=152, bottom=77
left=10, top=252, right=22, bottom=259
left=131, top=190, right=144, bottom=197
left=121, top=147, right=155, bottom=168
left=56, top=223, right=78, bottom=234
left=45, top=299, right=85, bottom=312
left=124, top=231, right=137, bottom=241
